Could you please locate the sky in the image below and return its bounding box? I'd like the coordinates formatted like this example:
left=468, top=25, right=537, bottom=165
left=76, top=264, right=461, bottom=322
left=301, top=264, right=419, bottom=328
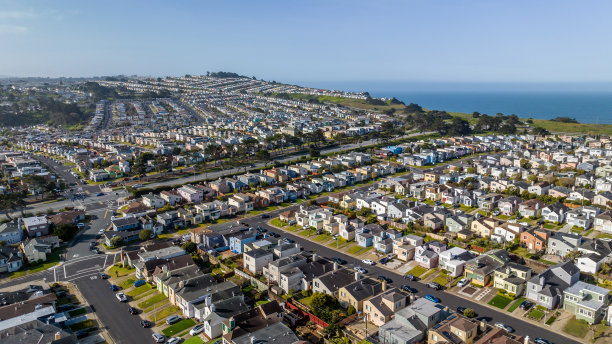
left=1, top=0, right=612, bottom=87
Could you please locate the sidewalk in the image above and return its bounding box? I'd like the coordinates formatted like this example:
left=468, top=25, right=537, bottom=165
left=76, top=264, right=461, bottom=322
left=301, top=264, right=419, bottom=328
left=64, top=281, right=114, bottom=344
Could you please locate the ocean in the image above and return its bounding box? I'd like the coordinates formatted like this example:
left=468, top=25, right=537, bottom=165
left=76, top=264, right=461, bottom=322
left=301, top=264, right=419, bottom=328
left=299, top=81, right=612, bottom=124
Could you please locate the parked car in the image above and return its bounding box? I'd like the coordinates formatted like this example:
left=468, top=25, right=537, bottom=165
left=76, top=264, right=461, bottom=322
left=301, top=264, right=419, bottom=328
left=128, top=307, right=139, bottom=315
left=257, top=226, right=267, bottom=233
left=519, top=300, right=534, bottom=311
left=140, top=320, right=153, bottom=328
left=333, top=257, right=347, bottom=265
left=362, top=259, right=375, bottom=265
left=354, top=266, right=367, bottom=274
left=98, top=272, right=109, bottom=279
left=404, top=274, right=416, bottom=281
left=166, top=315, right=181, bottom=325
left=534, top=338, right=551, bottom=344
left=166, top=338, right=182, bottom=344
left=401, top=285, right=418, bottom=293
left=115, top=293, right=127, bottom=302
left=96, top=192, right=104, bottom=197
left=457, top=306, right=467, bottom=314
left=378, top=275, right=393, bottom=283
left=427, top=282, right=442, bottom=290
left=456, top=278, right=469, bottom=287
left=269, top=232, right=280, bottom=238
left=494, top=322, right=514, bottom=333
left=261, top=214, right=270, bottom=219
left=77, top=223, right=85, bottom=228
left=152, top=333, right=165, bottom=343
left=282, top=238, right=295, bottom=244
left=133, top=279, right=146, bottom=288
left=74, top=329, right=90, bottom=339
left=110, top=284, right=119, bottom=291
left=379, top=257, right=390, bottom=264
left=189, top=324, right=206, bottom=336
left=424, top=294, right=440, bottom=303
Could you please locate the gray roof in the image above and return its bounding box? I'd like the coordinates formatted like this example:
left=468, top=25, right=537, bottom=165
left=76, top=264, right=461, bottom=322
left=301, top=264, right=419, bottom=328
left=232, top=321, right=299, bottom=344
left=343, top=278, right=382, bottom=301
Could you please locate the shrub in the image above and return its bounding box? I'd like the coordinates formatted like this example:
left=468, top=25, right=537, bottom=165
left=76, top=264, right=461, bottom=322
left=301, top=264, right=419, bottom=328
left=347, top=305, right=356, bottom=315
left=463, top=308, right=476, bottom=318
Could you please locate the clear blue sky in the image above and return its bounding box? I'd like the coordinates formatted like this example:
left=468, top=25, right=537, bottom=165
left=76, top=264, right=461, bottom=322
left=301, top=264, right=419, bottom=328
left=1, top=0, right=611, bottom=85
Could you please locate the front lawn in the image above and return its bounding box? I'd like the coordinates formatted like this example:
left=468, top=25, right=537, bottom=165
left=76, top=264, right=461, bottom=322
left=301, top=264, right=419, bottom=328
left=527, top=308, right=545, bottom=320
left=108, top=264, right=135, bottom=279
left=347, top=245, right=365, bottom=254
left=432, top=276, right=451, bottom=286
left=488, top=295, right=512, bottom=309
left=68, top=319, right=97, bottom=332
left=138, top=293, right=167, bottom=309
left=68, top=308, right=87, bottom=317
left=270, top=218, right=286, bottom=228
left=563, top=316, right=590, bottom=338
left=119, top=278, right=137, bottom=289
left=184, top=337, right=205, bottom=344
left=407, top=265, right=428, bottom=278
left=314, top=233, right=331, bottom=242
left=9, top=248, right=65, bottom=278
left=150, top=305, right=181, bottom=324
left=507, top=297, right=525, bottom=312
left=127, top=283, right=153, bottom=297
left=162, top=318, right=196, bottom=336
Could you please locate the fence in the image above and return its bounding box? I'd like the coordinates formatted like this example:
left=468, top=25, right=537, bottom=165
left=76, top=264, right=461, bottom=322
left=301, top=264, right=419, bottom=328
left=234, top=269, right=268, bottom=291
left=286, top=300, right=329, bottom=328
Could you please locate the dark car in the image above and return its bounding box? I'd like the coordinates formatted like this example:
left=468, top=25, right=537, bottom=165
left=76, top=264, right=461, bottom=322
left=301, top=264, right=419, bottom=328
left=427, top=282, right=442, bottom=290
left=457, top=306, right=467, bottom=314
left=140, top=320, right=153, bottom=328
left=110, top=284, right=119, bottom=291
left=75, top=329, right=90, bottom=339
left=379, top=257, right=389, bottom=264
left=333, top=257, right=347, bottom=265
left=261, top=214, right=270, bottom=219
left=378, top=276, right=393, bottom=283
left=128, top=307, right=139, bottom=315
left=282, top=238, right=295, bottom=244
left=401, top=285, right=418, bottom=293
left=96, top=192, right=104, bottom=197
left=270, top=232, right=281, bottom=238
left=404, top=274, right=416, bottom=281
left=98, top=273, right=109, bottom=279
left=57, top=304, right=75, bottom=312
left=534, top=338, right=551, bottom=344
left=520, top=300, right=534, bottom=311
left=257, top=226, right=267, bottom=233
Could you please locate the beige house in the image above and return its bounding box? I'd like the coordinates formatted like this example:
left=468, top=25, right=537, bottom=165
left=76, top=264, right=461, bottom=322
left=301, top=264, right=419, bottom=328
left=493, top=263, right=532, bottom=297
left=363, top=288, right=408, bottom=326
left=470, top=217, right=501, bottom=238
left=338, top=278, right=383, bottom=311
left=427, top=315, right=479, bottom=344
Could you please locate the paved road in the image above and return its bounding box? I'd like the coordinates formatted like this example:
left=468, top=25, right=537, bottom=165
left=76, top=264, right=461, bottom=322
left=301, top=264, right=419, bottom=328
left=242, top=220, right=579, bottom=344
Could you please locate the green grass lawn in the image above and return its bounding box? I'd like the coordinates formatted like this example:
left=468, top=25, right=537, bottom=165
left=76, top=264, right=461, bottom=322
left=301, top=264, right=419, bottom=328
left=407, top=265, right=428, bottom=278
left=127, top=283, right=153, bottom=297
left=119, top=278, right=137, bottom=289
left=347, top=245, right=366, bottom=254
left=68, top=319, right=97, bottom=332
left=597, top=233, right=612, bottom=239
left=183, top=337, right=205, bottom=344
left=488, top=295, right=513, bottom=309
left=432, top=276, right=451, bottom=286
left=162, top=318, right=196, bottom=336
left=256, top=300, right=271, bottom=306
left=545, top=314, right=558, bottom=325
left=314, top=233, right=331, bottom=242
left=68, top=308, right=87, bottom=317
left=108, top=264, right=135, bottom=278
left=328, top=237, right=350, bottom=249
left=270, top=218, right=286, bottom=228
left=537, top=258, right=557, bottom=265
left=149, top=305, right=180, bottom=323
left=528, top=308, right=545, bottom=320
left=563, top=316, right=590, bottom=338
left=138, top=293, right=167, bottom=309
left=420, top=268, right=439, bottom=280
left=133, top=289, right=157, bottom=301
left=507, top=297, right=525, bottom=312
left=543, top=224, right=556, bottom=230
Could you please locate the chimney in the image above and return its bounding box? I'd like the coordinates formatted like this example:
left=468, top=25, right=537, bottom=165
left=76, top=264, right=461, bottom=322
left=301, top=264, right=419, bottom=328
left=355, top=271, right=361, bottom=281
left=178, top=281, right=185, bottom=289
left=312, top=253, right=318, bottom=262
left=55, top=331, right=61, bottom=341
left=539, top=276, right=545, bottom=286
left=382, top=280, right=387, bottom=291
left=333, top=261, right=338, bottom=271
left=524, top=336, right=530, bottom=344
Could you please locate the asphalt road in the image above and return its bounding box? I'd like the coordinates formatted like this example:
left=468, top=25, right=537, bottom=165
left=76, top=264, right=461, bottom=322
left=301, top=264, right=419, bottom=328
left=242, top=218, right=580, bottom=344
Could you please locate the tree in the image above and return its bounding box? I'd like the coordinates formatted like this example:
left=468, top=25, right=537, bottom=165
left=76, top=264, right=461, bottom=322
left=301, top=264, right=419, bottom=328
left=139, top=229, right=152, bottom=241
left=110, top=236, right=124, bottom=248
left=448, top=117, right=472, bottom=136
left=309, top=147, right=320, bottom=158
left=255, top=149, right=270, bottom=161
left=52, top=223, right=79, bottom=241
left=182, top=241, right=197, bottom=254
left=600, top=262, right=611, bottom=275
left=463, top=308, right=476, bottom=318
left=347, top=305, right=356, bottom=315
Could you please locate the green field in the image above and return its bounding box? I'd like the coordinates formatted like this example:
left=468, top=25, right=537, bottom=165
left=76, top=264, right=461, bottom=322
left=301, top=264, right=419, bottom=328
left=488, top=295, right=513, bottom=309
left=162, top=318, right=196, bottom=336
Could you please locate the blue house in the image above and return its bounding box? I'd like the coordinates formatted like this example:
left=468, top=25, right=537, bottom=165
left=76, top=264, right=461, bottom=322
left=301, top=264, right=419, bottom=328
left=229, top=231, right=258, bottom=254
left=357, top=231, right=374, bottom=247
left=385, top=146, right=403, bottom=155
left=111, top=217, right=140, bottom=231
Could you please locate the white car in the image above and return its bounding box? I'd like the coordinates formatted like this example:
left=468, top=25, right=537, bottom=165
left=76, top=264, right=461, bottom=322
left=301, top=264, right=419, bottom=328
left=362, top=259, right=375, bottom=265
left=152, top=333, right=165, bottom=343
left=166, top=338, right=182, bottom=344
left=456, top=278, right=469, bottom=288
left=115, top=292, right=127, bottom=302
left=189, top=324, right=205, bottom=336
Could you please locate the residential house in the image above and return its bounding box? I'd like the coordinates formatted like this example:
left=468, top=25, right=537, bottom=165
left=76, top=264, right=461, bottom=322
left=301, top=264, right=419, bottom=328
left=526, top=261, right=580, bottom=309
left=0, top=246, right=23, bottom=272
left=363, top=288, right=408, bottom=326
left=338, top=278, right=383, bottom=311
left=414, top=241, right=446, bottom=269
left=21, top=216, right=49, bottom=238
left=520, top=228, right=550, bottom=252
left=541, top=203, right=569, bottom=223
left=438, top=247, right=473, bottom=277
left=594, top=211, right=612, bottom=233
left=497, top=196, right=522, bottom=215
left=594, top=191, right=612, bottom=207
left=111, top=217, right=140, bottom=231
left=563, top=281, right=610, bottom=324
left=471, top=218, right=501, bottom=238
left=546, top=232, right=583, bottom=257
left=493, top=263, right=532, bottom=297
left=576, top=239, right=612, bottom=274
left=243, top=248, right=273, bottom=274
left=177, top=185, right=204, bottom=203
left=21, top=236, right=59, bottom=262
left=427, top=315, right=479, bottom=344
left=142, top=193, right=166, bottom=209
left=312, top=268, right=357, bottom=297
left=518, top=199, right=546, bottom=218
left=378, top=297, right=449, bottom=344
left=0, top=222, right=23, bottom=245
left=464, top=249, right=510, bottom=287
